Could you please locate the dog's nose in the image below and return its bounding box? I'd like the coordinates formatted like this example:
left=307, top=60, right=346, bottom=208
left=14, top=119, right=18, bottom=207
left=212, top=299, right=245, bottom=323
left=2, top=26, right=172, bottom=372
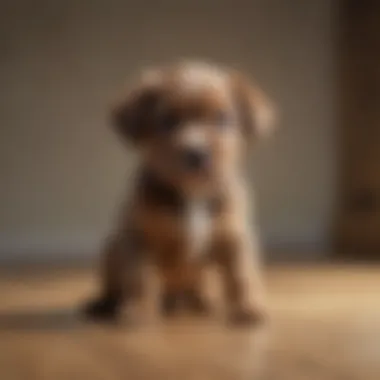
left=181, top=148, right=209, bottom=171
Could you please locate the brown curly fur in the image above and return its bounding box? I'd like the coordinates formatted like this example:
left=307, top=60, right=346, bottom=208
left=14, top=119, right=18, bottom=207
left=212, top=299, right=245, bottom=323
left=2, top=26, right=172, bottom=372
left=83, top=61, right=275, bottom=325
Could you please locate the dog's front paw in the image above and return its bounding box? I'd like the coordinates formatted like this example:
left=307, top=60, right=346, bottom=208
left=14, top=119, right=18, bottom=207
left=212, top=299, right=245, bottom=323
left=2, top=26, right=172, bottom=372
left=183, top=289, right=211, bottom=316
left=228, top=307, right=268, bottom=326
left=160, top=292, right=182, bottom=317
left=82, top=296, right=121, bottom=322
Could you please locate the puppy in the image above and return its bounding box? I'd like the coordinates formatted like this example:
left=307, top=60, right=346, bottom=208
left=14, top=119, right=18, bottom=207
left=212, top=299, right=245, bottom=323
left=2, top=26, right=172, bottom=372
left=84, top=61, right=275, bottom=325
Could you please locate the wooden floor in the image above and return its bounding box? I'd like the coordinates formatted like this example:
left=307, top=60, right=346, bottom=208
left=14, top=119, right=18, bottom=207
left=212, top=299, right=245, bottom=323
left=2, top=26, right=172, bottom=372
left=0, top=264, right=379, bottom=380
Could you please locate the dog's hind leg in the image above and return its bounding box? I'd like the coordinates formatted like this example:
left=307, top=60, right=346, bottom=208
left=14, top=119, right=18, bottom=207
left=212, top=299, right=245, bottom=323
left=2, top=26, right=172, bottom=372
left=214, top=234, right=267, bottom=325
left=83, top=230, right=145, bottom=322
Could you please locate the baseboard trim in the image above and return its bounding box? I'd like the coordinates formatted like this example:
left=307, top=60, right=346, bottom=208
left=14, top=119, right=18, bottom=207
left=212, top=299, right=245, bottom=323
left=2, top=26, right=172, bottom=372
left=0, top=240, right=330, bottom=267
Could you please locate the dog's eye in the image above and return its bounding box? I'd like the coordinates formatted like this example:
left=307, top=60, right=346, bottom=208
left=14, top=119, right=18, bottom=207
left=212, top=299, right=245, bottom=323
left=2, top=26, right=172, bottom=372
left=215, top=110, right=231, bottom=129
left=159, top=111, right=179, bottom=133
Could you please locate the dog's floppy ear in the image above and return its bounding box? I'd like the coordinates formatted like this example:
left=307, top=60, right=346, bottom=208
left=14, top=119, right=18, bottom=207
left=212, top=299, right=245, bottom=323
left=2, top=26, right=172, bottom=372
left=232, top=73, right=276, bottom=140
left=111, top=79, right=161, bottom=145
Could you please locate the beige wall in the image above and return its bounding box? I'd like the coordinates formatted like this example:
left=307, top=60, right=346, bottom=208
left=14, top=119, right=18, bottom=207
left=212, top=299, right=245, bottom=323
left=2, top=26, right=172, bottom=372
left=0, top=0, right=335, bottom=263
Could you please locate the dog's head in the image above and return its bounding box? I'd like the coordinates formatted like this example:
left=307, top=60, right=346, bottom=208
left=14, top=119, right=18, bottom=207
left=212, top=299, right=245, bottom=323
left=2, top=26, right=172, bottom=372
left=112, top=61, right=275, bottom=190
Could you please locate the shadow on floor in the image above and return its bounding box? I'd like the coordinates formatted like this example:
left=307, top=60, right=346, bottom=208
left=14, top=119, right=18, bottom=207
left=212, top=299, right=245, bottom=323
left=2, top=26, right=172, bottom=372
left=0, top=308, right=92, bottom=331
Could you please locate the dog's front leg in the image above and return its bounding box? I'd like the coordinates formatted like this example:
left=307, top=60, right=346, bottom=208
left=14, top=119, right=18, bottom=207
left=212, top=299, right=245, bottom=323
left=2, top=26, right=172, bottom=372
left=215, top=234, right=266, bottom=325
left=83, top=230, right=145, bottom=322
left=157, top=262, right=210, bottom=316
